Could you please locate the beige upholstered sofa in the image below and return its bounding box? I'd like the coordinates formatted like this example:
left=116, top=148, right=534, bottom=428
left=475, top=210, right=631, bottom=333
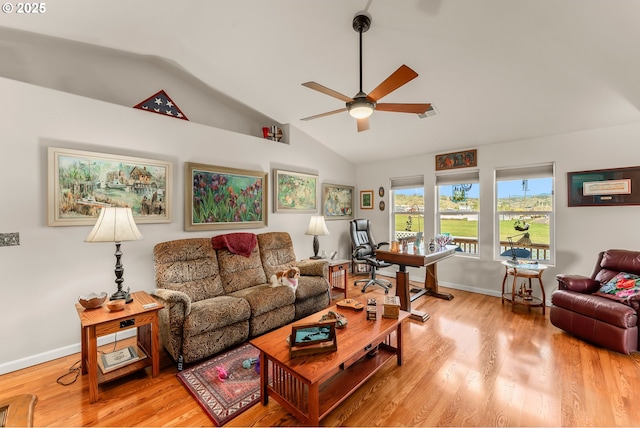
left=152, top=232, right=330, bottom=365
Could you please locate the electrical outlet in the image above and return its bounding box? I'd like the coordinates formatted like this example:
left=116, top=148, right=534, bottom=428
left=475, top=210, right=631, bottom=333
left=0, top=233, right=19, bottom=247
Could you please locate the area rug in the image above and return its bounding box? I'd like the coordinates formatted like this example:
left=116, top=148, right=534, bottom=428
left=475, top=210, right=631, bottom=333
left=177, top=343, right=261, bottom=426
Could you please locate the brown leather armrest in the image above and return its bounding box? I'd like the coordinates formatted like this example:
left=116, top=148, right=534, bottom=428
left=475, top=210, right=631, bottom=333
left=556, top=274, right=600, bottom=294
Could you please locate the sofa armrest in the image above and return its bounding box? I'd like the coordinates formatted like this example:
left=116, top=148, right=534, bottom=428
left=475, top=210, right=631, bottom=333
left=556, top=274, right=601, bottom=294
left=153, top=288, right=192, bottom=316
left=296, top=259, right=328, bottom=280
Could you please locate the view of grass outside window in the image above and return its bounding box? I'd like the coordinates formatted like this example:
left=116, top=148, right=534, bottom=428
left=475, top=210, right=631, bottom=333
left=497, top=175, right=553, bottom=262
left=437, top=183, right=479, bottom=254
left=392, top=187, right=424, bottom=243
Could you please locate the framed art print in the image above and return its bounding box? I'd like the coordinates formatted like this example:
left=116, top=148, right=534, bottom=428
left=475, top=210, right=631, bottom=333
left=360, top=190, right=374, bottom=209
left=435, top=149, right=477, bottom=171
left=274, top=169, right=318, bottom=213
left=568, top=166, right=640, bottom=206
left=48, top=147, right=172, bottom=226
left=185, top=162, right=267, bottom=231
left=321, top=183, right=354, bottom=220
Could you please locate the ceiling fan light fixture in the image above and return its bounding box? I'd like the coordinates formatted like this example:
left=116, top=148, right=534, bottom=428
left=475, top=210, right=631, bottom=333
left=348, top=96, right=376, bottom=119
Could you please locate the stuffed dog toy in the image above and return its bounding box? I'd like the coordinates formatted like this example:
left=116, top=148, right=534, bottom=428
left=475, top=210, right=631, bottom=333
left=270, top=266, right=300, bottom=292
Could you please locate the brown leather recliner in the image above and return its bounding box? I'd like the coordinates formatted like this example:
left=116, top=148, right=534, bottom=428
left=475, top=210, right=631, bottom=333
left=550, top=249, right=640, bottom=354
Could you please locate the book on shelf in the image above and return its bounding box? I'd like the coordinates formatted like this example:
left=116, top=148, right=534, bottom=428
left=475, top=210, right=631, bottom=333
left=98, top=345, right=146, bottom=374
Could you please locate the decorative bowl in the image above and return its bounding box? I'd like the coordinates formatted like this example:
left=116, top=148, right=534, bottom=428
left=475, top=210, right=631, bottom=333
left=107, top=299, right=126, bottom=312
left=78, top=292, right=107, bottom=309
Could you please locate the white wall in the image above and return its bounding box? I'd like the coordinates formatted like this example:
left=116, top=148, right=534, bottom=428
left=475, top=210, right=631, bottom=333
left=356, top=123, right=640, bottom=298
left=0, top=77, right=355, bottom=373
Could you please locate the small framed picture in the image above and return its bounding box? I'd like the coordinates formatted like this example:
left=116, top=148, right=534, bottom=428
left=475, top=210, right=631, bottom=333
left=289, top=321, right=337, bottom=357
left=360, top=190, right=374, bottom=209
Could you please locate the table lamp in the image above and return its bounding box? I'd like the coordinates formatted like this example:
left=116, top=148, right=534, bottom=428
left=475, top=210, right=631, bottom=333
left=507, top=232, right=532, bottom=262
left=85, top=207, right=143, bottom=303
left=305, top=215, right=330, bottom=259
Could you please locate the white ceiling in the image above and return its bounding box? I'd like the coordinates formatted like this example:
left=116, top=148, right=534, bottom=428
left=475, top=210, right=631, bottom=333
left=3, top=0, right=640, bottom=164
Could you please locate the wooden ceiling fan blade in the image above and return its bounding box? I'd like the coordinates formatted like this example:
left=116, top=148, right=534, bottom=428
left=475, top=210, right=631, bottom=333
left=302, top=82, right=354, bottom=103
left=376, top=103, right=431, bottom=114
left=367, top=65, right=419, bottom=102
left=357, top=117, right=370, bottom=132
left=300, top=108, right=347, bottom=121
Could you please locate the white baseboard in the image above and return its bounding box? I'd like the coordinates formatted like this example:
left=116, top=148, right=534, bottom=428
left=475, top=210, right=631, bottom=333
left=377, top=269, right=551, bottom=306
left=0, top=329, right=137, bottom=375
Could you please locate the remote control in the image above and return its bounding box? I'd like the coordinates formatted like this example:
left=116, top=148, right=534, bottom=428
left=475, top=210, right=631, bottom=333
left=142, top=303, right=158, bottom=309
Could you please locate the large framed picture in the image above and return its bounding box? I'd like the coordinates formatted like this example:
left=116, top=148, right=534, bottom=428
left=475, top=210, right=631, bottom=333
left=185, top=162, right=268, bottom=231
left=274, top=169, right=318, bottom=213
left=47, top=147, right=172, bottom=226
left=321, top=183, right=354, bottom=221
left=568, top=166, right=640, bottom=207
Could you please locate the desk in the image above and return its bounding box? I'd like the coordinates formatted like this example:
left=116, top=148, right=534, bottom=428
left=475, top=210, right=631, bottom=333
left=501, top=261, right=547, bottom=314
left=376, top=245, right=457, bottom=322
left=75, top=291, right=163, bottom=403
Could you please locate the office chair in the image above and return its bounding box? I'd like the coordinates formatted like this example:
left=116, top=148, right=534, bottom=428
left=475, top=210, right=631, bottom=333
left=349, top=219, right=392, bottom=293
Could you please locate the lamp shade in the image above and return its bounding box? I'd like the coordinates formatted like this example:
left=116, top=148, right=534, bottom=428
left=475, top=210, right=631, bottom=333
left=516, top=232, right=532, bottom=247
left=85, top=207, right=143, bottom=243
left=305, top=216, right=330, bottom=236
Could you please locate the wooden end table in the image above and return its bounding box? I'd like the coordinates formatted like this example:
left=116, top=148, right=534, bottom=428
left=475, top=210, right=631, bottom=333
left=501, top=261, right=547, bottom=314
left=250, top=300, right=410, bottom=426
left=327, top=259, right=351, bottom=301
left=75, top=291, right=163, bottom=403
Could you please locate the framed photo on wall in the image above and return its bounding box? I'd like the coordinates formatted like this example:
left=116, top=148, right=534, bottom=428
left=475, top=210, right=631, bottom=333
left=360, top=190, right=374, bottom=209
left=47, top=147, right=172, bottom=226
left=568, top=166, right=640, bottom=206
left=185, top=162, right=267, bottom=231
left=321, top=183, right=354, bottom=221
left=274, top=169, right=318, bottom=213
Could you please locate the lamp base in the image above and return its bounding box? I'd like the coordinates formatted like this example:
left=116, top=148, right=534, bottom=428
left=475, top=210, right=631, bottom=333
left=110, top=289, right=133, bottom=303
left=309, top=255, right=322, bottom=260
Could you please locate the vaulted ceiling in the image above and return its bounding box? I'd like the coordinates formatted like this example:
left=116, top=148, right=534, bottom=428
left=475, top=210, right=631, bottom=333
left=3, top=0, right=640, bottom=164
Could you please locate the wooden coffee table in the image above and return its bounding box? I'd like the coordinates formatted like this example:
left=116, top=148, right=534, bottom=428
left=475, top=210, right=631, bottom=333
left=250, top=300, right=410, bottom=426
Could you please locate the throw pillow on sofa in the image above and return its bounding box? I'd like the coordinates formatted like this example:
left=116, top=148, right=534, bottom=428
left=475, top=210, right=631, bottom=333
left=595, top=272, right=640, bottom=310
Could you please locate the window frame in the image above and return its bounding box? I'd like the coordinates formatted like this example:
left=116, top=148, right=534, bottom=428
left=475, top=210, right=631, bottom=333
left=495, top=163, right=555, bottom=264
left=435, top=170, right=480, bottom=256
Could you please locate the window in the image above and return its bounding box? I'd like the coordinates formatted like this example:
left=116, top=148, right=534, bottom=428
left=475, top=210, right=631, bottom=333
left=390, top=176, right=424, bottom=244
left=436, top=171, right=480, bottom=255
left=496, top=164, right=554, bottom=262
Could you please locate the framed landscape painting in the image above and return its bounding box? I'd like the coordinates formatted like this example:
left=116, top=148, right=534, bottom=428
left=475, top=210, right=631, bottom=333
left=185, top=162, right=267, bottom=231
left=274, top=169, right=318, bottom=213
left=48, top=147, right=172, bottom=226
left=321, top=183, right=354, bottom=220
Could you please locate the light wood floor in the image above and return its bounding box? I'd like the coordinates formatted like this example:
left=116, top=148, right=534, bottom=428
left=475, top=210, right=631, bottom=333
left=2, top=274, right=639, bottom=427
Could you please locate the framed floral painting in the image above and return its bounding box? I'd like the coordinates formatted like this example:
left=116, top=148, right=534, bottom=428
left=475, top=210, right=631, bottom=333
left=274, top=169, right=318, bottom=213
left=186, top=162, right=267, bottom=231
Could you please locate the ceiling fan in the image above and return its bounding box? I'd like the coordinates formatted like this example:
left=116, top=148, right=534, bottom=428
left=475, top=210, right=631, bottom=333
left=300, top=13, right=431, bottom=132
